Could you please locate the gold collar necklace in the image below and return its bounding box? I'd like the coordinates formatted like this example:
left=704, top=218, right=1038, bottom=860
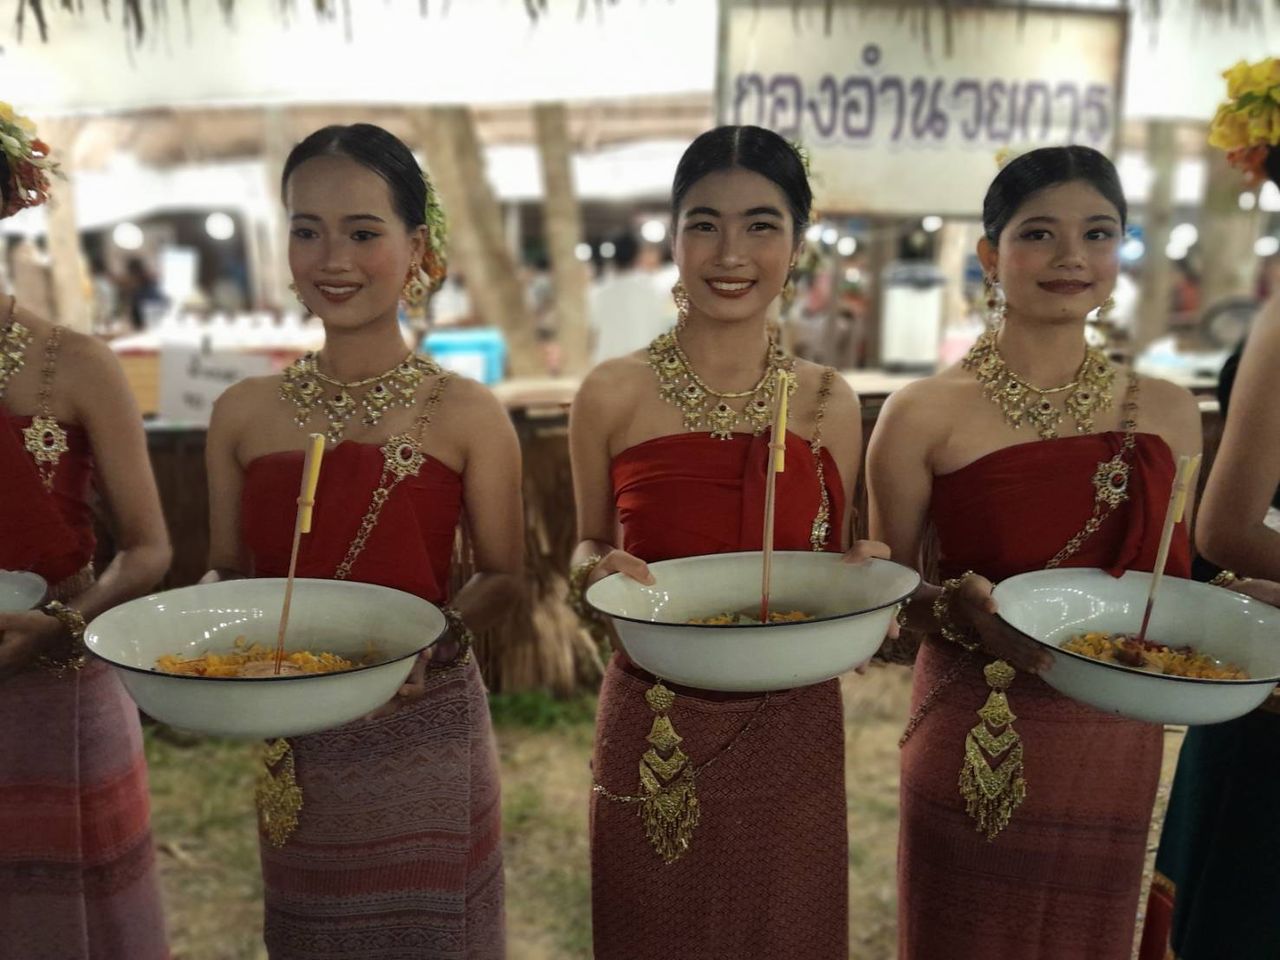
left=962, top=328, right=1114, bottom=440
left=280, top=350, right=442, bottom=444
left=648, top=330, right=795, bottom=440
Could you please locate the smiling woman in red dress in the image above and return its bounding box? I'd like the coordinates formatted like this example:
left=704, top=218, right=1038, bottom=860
left=569, top=125, right=889, bottom=960
left=0, top=107, right=171, bottom=959
left=868, top=146, right=1202, bottom=960
left=204, top=124, right=521, bottom=959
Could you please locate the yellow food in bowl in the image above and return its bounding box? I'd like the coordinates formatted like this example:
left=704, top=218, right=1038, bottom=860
left=154, top=635, right=369, bottom=677
left=1061, top=631, right=1249, bottom=680
left=687, top=610, right=813, bottom=625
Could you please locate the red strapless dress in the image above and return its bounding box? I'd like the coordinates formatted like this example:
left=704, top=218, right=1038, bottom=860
left=241, top=441, right=503, bottom=959
left=898, top=432, right=1189, bottom=960
left=0, top=412, right=168, bottom=960
left=590, top=429, right=851, bottom=960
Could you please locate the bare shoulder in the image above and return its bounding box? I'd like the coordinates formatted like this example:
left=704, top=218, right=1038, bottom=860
left=575, top=353, right=654, bottom=422
left=437, top=371, right=508, bottom=426
left=210, top=374, right=282, bottom=432
left=879, top=367, right=972, bottom=427
left=1135, top=373, right=1198, bottom=422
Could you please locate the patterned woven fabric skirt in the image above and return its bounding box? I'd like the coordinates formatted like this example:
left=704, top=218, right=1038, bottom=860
left=0, top=659, right=169, bottom=960
left=898, top=639, right=1162, bottom=960
left=589, top=653, right=848, bottom=960
left=260, top=658, right=504, bottom=960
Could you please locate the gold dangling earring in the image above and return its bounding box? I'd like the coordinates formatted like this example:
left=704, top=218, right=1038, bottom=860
left=781, top=265, right=797, bottom=310
left=288, top=281, right=304, bottom=305
left=984, top=273, right=1006, bottom=327
left=1096, top=295, right=1116, bottom=321
left=402, top=262, right=428, bottom=308
left=672, top=280, right=691, bottom=330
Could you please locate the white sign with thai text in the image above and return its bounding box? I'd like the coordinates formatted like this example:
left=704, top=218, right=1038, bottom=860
left=719, top=2, right=1126, bottom=216
left=158, top=346, right=273, bottom=427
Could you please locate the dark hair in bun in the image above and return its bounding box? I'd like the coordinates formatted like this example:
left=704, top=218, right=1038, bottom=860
left=983, top=145, right=1126, bottom=244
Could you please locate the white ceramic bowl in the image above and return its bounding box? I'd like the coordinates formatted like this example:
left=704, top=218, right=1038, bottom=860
left=85, top=578, right=445, bottom=739
left=993, top=569, right=1280, bottom=725
left=587, top=551, right=920, bottom=692
left=0, top=571, right=47, bottom=613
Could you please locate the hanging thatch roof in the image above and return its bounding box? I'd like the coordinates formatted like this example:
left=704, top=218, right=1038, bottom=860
left=13, top=0, right=1279, bottom=46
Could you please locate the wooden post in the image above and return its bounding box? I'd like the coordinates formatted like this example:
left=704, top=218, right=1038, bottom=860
left=533, top=102, right=589, bottom=375
left=415, top=107, right=541, bottom=377
left=1135, top=120, right=1177, bottom=350
left=40, top=118, right=91, bottom=333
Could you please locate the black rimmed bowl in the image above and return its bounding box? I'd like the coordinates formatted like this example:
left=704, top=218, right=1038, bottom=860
left=993, top=569, right=1280, bottom=725
left=84, top=578, right=444, bottom=739
left=586, top=551, right=920, bottom=692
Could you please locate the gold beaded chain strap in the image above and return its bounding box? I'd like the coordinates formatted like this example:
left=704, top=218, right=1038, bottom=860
left=808, top=368, right=836, bottom=551
left=22, top=325, right=70, bottom=491
left=898, top=371, right=1140, bottom=841
left=257, top=361, right=452, bottom=849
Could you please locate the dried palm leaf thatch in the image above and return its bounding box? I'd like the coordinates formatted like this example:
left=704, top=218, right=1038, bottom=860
left=14, top=0, right=1277, bottom=47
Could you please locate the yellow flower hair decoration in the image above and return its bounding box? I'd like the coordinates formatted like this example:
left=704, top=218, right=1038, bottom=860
left=1209, top=57, right=1280, bottom=187
left=0, top=102, right=61, bottom=218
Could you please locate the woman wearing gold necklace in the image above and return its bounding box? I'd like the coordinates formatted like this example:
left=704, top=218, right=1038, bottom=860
left=0, top=105, right=171, bottom=958
left=868, top=146, right=1202, bottom=959
left=204, top=124, right=519, bottom=958
left=569, top=125, right=888, bottom=959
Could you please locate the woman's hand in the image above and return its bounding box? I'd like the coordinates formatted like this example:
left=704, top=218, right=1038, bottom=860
left=363, top=651, right=430, bottom=722
left=1229, top=577, right=1280, bottom=607
left=951, top=573, right=1053, bottom=675
left=588, top=548, right=654, bottom=587
left=0, top=610, right=65, bottom=681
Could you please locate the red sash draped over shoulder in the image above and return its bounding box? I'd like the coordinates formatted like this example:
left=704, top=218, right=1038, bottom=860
left=899, top=431, right=1191, bottom=960
left=931, top=431, right=1189, bottom=581
left=0, top=412, right=95, bottom=584
left=241, top=440, right=463, bottom=605
left=611, top=428, right=844, bottom=562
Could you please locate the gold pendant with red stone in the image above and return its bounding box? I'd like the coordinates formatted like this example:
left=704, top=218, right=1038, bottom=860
left=23, top=414, right=68, bottom=489
left=381, top=433, right=425, bottom=479
left=1091, top=455, right=1131, bottom=507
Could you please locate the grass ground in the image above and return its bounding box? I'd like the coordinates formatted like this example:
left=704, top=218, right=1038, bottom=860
left=146, top=665, right=1182, bottom=960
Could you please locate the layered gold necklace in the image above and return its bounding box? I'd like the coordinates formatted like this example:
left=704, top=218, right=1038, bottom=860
left=648, top=330, right=795, bottom=440
left=962, top=329, right=1114, bottom=440
left=280, top=351, right=443, bottom=444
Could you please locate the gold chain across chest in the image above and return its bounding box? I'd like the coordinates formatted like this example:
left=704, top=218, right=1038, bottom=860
left=0, top=299, right=70, bottom=492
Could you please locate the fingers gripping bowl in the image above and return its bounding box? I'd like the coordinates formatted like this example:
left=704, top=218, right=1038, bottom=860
left=992, top=569, right=1280, bottom=725
left=84, top=578, right=445, bottom=739
left=586, top=551, right=920, bottom=692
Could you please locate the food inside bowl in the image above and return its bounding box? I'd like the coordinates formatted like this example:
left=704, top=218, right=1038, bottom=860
left=687, top=610, right=813, bottom=625
left=154, top=636, right=378, bottom=678
left=1062, top=632, right=1249, bottom=680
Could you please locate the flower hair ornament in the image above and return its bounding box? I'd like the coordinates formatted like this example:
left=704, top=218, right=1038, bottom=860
left=0, top=103, right=61, bottom=218
left=418, top=174, right=449, bottom=293
left=1209, top=57, right=1280, bottom=187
